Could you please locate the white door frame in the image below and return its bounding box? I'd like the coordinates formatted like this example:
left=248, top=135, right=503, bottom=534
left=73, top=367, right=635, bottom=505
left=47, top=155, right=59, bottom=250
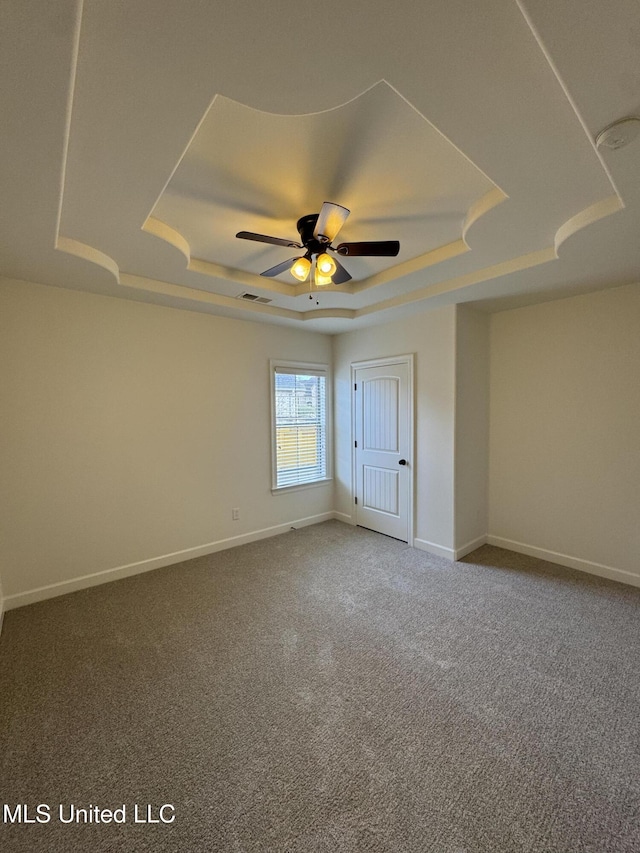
left=350, top=354, right=415, bottom=546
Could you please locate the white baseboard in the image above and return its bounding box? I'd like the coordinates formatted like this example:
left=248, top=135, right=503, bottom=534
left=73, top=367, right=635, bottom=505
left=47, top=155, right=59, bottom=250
left=333, top=512, right=355, bottom=525
left=413, top=533, right=639, bottom=589
left=454, top=535, right=487, bottom=560
left=414, top=538, right=456, bottom=560
left=486, top=535, right=640, bottom=589
left=415, top=537, right=486, bottom=561
left=3, top=512, right=336, bottom=611
left=7, top=519, right=635, bottom=612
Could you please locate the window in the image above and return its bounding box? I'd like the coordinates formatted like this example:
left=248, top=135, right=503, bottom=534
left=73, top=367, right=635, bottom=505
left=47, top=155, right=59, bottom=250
left=270, top=361, right=331, bottom=491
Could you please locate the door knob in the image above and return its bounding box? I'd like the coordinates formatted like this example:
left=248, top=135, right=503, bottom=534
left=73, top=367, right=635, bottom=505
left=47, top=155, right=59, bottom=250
left=398, top=459, right=407, bottom=465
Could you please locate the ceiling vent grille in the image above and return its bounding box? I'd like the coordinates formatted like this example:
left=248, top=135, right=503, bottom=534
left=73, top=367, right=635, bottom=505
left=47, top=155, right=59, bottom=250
left=237, top=292, right=272, bottom=304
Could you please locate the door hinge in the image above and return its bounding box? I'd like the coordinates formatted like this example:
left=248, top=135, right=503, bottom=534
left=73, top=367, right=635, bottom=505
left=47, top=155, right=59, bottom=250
left=354, top=440, right=357, bottom=448
left=354, top=382, right=357, bottom=391
left=355, top=496, right=358, bottom=505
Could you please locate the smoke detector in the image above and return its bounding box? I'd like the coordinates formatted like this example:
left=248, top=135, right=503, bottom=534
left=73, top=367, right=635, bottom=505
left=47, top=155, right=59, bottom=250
left=595, top=117, right=640, bottom=150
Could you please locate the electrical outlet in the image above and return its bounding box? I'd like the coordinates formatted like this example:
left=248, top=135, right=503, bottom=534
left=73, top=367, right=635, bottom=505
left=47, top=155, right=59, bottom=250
left=232, top=508, right=240, bottom=521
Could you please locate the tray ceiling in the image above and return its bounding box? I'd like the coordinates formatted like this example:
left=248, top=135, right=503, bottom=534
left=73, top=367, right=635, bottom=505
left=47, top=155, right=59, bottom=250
left=2, top=0, right=639, bottom=332
left=146, top=82, right=503, bottom=292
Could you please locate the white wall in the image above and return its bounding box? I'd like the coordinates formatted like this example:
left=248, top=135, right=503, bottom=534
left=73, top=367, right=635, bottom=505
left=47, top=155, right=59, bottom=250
left=0, top=278, right=333, bottom=607
left=4, top=275, right=637, bottom=613
left=489, top=283, right=640, bottom=586
left=454, top=306, right=489, bottom=554
left=333, top=306, right=457, bottom=555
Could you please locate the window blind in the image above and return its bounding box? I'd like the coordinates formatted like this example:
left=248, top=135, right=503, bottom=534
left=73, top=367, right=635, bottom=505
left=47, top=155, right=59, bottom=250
left=273, top=368, right=327, bottom=488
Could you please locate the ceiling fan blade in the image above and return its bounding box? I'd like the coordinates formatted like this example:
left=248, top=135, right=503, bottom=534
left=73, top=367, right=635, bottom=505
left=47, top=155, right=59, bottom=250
left=236, top=231, right=302, bottom=249
left=335, top=240, right=400, bottom=257
left=313, top=202, right=350, bottom=243
left=331, top=257, right=352, bottom=284
left=260, top=257, right=299, bottom=278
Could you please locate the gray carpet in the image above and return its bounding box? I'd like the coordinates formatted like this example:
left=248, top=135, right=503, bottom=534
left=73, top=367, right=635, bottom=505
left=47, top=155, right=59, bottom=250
left=1, top=520, right=639, bottom=852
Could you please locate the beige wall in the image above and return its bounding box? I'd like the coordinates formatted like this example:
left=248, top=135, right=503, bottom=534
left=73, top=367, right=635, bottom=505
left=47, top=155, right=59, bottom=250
left=3, top=274, right=637, bottom=614
left=333, top=306, right=457, bottom=554
left=455, top=306, right=489, bottom=552
left=0, top=278, right=333, bottom=606
left=489, top=283, right=640, bottom=584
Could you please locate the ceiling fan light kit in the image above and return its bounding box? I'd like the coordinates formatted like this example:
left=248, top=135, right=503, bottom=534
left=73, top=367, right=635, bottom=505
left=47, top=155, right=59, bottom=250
left=316, top=252, right=337, bottom=276
left=290, top=257, right=311, bottom=281
left=315, top=271, right=333, bottom=286
left=235, top=201, right=400, bottom=287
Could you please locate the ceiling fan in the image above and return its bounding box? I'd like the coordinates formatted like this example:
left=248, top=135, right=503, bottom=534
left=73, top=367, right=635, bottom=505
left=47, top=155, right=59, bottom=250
left=236, top=201, right=400, bottom=285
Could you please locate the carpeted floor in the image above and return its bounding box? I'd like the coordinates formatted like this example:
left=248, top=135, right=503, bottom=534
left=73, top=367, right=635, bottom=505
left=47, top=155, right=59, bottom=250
left=1, top=520, right=639, bottom=852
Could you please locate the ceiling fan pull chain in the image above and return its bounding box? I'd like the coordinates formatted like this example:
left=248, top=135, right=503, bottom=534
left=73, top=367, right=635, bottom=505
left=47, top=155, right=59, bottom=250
left=309, top=262, right=319, bottom=305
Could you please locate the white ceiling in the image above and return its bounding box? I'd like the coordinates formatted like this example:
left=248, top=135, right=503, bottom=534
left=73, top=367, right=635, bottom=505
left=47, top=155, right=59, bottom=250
left=1, top=0, right=639, bottom=333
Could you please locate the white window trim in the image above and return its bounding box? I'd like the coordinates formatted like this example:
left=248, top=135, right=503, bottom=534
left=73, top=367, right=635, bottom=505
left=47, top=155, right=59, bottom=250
left=270, top=359, right=333, bottom=494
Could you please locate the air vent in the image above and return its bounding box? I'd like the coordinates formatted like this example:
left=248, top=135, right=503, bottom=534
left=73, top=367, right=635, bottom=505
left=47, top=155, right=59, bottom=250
left=237, top=292, right=272, bottom=304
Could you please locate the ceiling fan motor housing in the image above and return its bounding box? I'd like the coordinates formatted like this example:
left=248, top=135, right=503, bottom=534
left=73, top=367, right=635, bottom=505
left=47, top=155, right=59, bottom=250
left=297, top=213, right=328, bottom=255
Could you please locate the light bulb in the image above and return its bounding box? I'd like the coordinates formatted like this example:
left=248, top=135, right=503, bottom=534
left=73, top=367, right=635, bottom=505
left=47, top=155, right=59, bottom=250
left=316, top=252, right=336, bottom=276
left=314, top=268, right=333, bottom=286
left=290, top=257, right=311, bottom=281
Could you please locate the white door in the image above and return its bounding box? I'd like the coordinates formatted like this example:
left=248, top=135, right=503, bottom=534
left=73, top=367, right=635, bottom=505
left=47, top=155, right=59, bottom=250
left=354, top=359, right=412, bottom=542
